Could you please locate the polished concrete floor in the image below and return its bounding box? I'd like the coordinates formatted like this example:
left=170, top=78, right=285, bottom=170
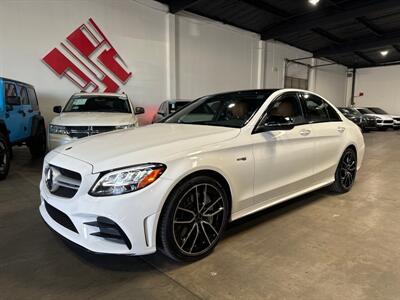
left=1, top=131, right=400, bottom=300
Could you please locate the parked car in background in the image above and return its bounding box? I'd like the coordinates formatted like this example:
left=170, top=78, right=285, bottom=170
left=366, top=107, right=400, bottom=130
left=338, top=107, right=377, bottom=132
left=152, top=99, right=191, bottom=123
left=48, top=93, right=145, bottom=150
left=40, top=89, right=365, bottom=262
left=0, top=77, right=46, bottom=180
left=355, top=107, right=394, bottom=131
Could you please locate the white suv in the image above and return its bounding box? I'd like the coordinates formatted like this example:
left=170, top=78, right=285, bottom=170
left=48, top=93, right=144, bottom=150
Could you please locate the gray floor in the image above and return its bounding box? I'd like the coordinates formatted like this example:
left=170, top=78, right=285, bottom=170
left=1, top=131, right=400, bottom=300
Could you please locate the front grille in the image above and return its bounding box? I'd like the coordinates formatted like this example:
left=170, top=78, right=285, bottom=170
left=66, top=126, right=116, bottom=138
left=46, top=165, right=81, bottom=198
left=85, top=217, right=132, bottom=249
left=45, top=201, right=78, bottom=233
left=384, top=120, right=393, bottom=124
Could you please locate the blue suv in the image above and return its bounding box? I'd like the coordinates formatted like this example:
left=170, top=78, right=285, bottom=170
left=0, top=78, right=46, bottom=180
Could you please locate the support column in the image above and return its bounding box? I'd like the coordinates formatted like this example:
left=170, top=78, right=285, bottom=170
left=166, top=13, right=177, bottom=99
left=256, top=40, right=266, bottom=89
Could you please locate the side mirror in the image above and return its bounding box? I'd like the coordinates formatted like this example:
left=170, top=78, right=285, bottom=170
left=6, top=104, right=13, bottom=112
left=134, top=107, right=145, bottom=115
left=157, top=111, right=165, bottom=116
left=53, top=106, right=62, bottom=114
left=255, top=116, right=295, bottom=133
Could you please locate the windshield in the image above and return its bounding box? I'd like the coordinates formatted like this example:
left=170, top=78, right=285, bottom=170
left=357, top=108, right=374, bottom=115
left=169, top=101, right=191, bottom=114
left=339, top=107, right=362, bottom=116
left=368, top=107, right=388, bottom=114
left=63, top=96, right=131, bottom=113
left=164, top=91, right=275, bottom=128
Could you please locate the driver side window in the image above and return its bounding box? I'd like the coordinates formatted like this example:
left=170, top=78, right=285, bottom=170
left=262, top=93, right=305, bottom=127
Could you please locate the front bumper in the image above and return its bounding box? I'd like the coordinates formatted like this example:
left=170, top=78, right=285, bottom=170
left=39, top=152, right=172, bottom=256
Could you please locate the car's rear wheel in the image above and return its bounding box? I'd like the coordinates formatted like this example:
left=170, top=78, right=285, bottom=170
left=329, top=147, right=357, bottom=193
left=0, top=132, right=10, bottom=180
left=28, top=123, right=47, bottom=157
left=158, top=176, right=229, bottom=262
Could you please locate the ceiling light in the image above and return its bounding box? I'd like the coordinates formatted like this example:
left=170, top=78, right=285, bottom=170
left=380, top=50, right=389, bottom=56
left=309, top=0, right=320, bottom=5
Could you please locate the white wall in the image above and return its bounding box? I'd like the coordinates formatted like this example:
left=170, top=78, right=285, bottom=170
left=0, top=0, right=349, bottom=125
left=176, top=13, right=260, bottom=99
left=0, top=0, right=168, bottom=124
left=354, top=66, right=400, bottom=114
left=314, top=60, right=348, bottom=106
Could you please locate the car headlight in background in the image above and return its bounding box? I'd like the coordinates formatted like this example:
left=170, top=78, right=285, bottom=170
left=89, top=163, right=166, bottom=196
left=49, top=124, right=68, bottom=135
left=115, top=124, right=135, bottom=130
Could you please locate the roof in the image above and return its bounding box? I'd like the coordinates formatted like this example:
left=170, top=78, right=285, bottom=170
left=0, top=77, right=34, bottom=88
left=157, top=0, right=400, bottom=68
left=73, top=92, right=128, bottom=98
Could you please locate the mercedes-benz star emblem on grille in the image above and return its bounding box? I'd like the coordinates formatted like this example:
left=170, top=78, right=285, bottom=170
left=45, top=167, right=60, bottom=193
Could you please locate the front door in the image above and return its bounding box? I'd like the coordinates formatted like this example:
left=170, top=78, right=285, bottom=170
left=4, top=82, right=25, bottom=143
left=251, top=92, right=315, bottom=206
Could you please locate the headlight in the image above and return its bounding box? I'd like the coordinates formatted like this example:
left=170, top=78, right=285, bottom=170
left=115, top=124, right=135, bottom=130
left=49, top=124, right=68, bottom=135
left=89, top=163, right=166, bottom=197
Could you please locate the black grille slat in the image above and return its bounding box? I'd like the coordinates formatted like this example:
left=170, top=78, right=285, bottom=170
left=66, top=126, right=116, bottom=138
left=45, top=201, right=78, bottom=233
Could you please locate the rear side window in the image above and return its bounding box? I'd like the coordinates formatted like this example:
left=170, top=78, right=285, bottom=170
left=28, top=87, right=39, bottom=111
left=19, top=86, right=29, bottom=105
left=4, top=82, right=20, bottom=106
left=300, top=93, right=340, bottom=123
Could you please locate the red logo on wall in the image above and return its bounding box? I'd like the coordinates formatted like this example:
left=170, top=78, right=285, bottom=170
left=43, top=18, right=132, bottom=92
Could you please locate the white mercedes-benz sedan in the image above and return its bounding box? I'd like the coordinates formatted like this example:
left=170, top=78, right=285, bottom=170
left=39, top=89, right=365, bottom=261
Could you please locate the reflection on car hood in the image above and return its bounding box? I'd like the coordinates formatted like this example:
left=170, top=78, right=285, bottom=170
left=53, top=123, right=240, bottom=173
left=51, top=112, right=136, bottom=126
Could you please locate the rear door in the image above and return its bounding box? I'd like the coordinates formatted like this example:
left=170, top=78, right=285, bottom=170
left=299, top=92, right=346, bottom=183
left=251, top=92, right=316, bottom=206
left=4, top=81, right=25, bottom=142
left=18, top=84, right=32, bottom=139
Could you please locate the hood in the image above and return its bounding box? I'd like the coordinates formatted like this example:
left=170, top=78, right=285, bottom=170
left=364, top=113, right=393, bottom=120
left=54, top=123, right=240, bottom=173
left=51, top=112, right=136, bottom=126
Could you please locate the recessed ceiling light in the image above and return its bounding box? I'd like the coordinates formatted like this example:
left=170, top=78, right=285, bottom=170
left=380, top=50, right=389, bottom=56
left=309, top=0, right=320, bottom=5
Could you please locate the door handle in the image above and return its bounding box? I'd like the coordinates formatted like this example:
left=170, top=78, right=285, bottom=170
left=299, top=129, right=311, bottom=136
left=337, top=126, right=346, bottom=133
left=28, top=109, right=33, bottom=113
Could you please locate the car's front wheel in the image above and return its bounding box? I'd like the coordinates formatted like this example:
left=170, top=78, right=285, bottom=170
left=329, top=147, right=357, bottom=193
left=28, top=123, right=47, bottom=157
left=158, top=175, right=229, bottom=262
left=0, top=132, right=10, bottom=180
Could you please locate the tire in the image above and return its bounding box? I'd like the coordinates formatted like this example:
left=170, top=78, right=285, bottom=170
left=158, top=175, right=229, bottom=262
left=28, top=123, right=47, bottom=157
left=0, top=132, right=11, bottom=180
left=329, top=147, right=357, bottom=193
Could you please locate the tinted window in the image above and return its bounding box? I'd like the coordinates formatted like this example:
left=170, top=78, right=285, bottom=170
left=27, top=87, right=39, bottom=111
left=262, top=93, right=305, bottom=126
left=326, top=105, right=341, bottom=121
left=19, top=86, right=29, bottom=105
left=169, top=101, right=190, bottom=114
left=357, top=108, right=374, bottom=115
left=63, top=96, right=131, bottom=113
left=165, top=91, right=275, bottom=128
left=300, top=94, right=331, bottom=123
left=4, top=83, right=20, bottom=106
left=368, top=107, right=388, bottom=114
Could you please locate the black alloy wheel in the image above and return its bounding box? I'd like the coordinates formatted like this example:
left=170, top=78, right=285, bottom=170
left=329, top=147, right=357, bottom=193
left=159, top=176, right=229, bottom=262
